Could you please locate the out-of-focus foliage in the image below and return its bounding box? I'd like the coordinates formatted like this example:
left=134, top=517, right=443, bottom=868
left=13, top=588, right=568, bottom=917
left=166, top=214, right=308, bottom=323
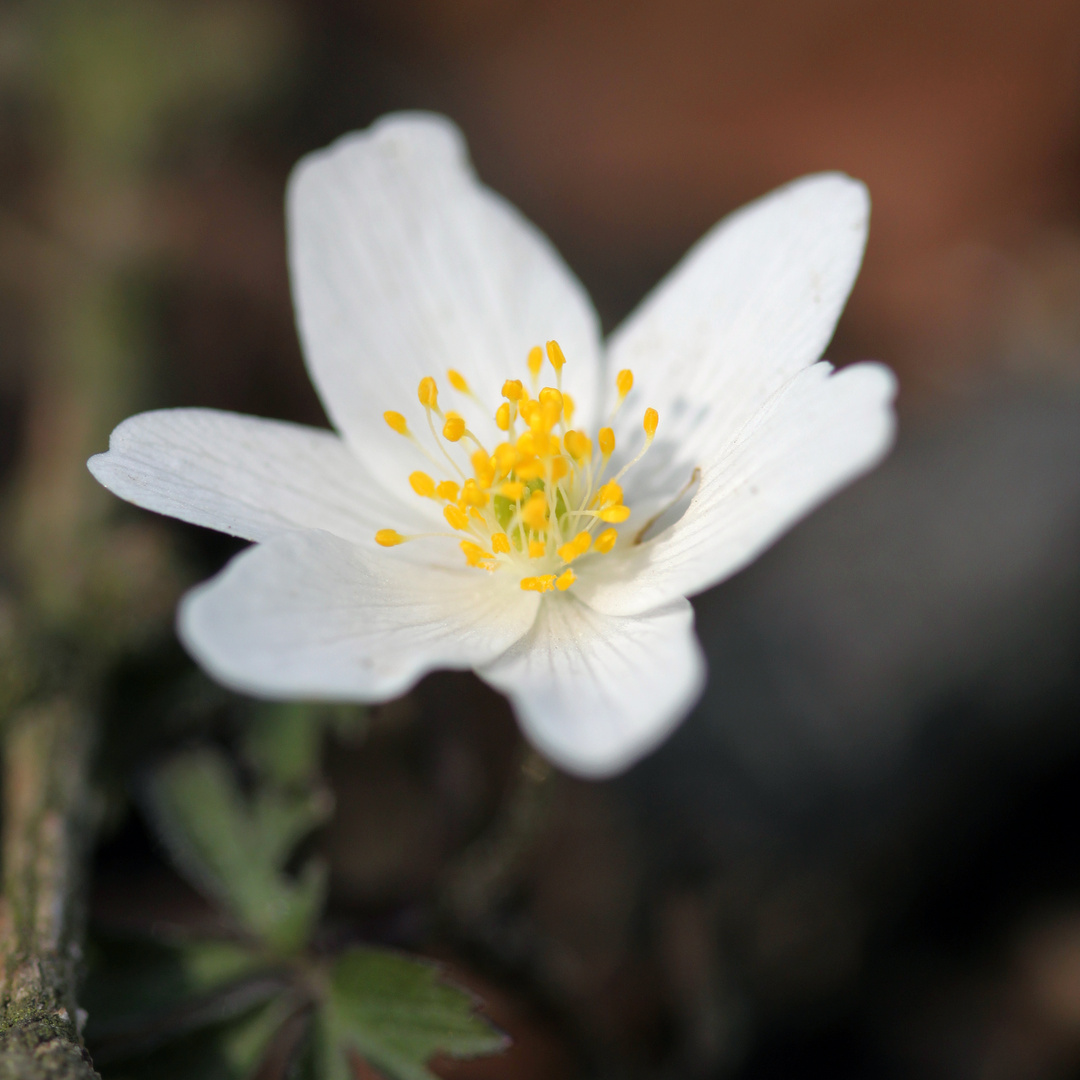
left=84, top=703, right=505, bottom=1080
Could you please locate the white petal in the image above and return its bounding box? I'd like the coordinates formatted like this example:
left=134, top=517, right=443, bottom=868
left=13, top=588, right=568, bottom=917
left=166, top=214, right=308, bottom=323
left=607, top=173, right=871, bottom=484
left=577, top=361, right=896, bottom=616
left=179, top=530, right=539, bottom=701
left=479, top=594, right=705, bottom=778
left=287, top=112, right=603, bottom=499
left=88, top=408, right=436, bottom=544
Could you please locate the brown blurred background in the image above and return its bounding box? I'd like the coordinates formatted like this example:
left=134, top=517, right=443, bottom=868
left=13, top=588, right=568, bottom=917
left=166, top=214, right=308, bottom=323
left=7, top=1, right=1080, bottom=1078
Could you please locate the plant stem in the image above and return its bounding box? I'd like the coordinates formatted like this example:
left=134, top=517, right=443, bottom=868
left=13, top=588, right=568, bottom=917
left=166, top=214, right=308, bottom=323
left=0, top=700, right=99, bottom=1079
left=442, top=748, right=556, bottom=928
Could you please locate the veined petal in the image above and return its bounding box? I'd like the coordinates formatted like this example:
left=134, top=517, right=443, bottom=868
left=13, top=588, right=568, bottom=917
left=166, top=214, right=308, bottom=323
left=608, top=173, right=871, bottom=491
left=179, top=530, right=540, bottom=701
left=577, top=361, right=896, bottom=616
left=288, top=112, right=603, bottom=498
left=88, top=408, right=437, bottom=544
left=479, top=594, right=705, bottom=778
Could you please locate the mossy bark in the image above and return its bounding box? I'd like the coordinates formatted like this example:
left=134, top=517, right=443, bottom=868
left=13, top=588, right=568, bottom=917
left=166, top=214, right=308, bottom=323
left=0, top=701, right=99, bottom=1079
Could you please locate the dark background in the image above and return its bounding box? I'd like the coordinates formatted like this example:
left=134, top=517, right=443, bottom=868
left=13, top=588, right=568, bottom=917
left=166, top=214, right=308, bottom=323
left=5, top=1, right=1080, bottom=1076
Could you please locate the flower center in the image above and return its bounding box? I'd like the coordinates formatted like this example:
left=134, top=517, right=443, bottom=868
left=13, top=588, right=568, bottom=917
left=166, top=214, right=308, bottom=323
left=375, top=341, right=658, bottom=593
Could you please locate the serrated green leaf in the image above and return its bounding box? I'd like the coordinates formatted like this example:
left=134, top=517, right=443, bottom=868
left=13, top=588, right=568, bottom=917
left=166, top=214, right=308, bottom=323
left=143, top=748, right=331, bottom=952
left=321, top=947, right=507, bottom=1080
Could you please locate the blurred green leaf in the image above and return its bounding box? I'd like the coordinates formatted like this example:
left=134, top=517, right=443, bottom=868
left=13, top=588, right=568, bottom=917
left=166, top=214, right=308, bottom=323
left=143, top=748, right=332, bottom=953
left=320, top=947, right=507, bottom=1080
left=242, top=702, right=368, bottom=790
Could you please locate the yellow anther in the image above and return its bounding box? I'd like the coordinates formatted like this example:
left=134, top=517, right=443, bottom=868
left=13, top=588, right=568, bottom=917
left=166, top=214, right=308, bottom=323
left=644, top=407, right=658, bottom=437
left=564, top=430, right=591, bottom=463
left=436, top=480, right=460, bottom=502
left=515, top=458, right=545, bottom=481
left=546, top=340, right=566, bottom=372
left=502, top=379, right=524, bottom=401
left=493, top=443, right=519, bottom=477
left=600, top=504, right=631, bottom=523
left=444, top=505, right=469, bottom=531
left=418, top=376, right=438, bottom=409
left=520, top=575, right=557, bottom=593
left=597, top=480, right=623, bottom=507
left=409, top=471, right=436, bottom=498
left=471, top=449, right=495, bottom=488
left=594, top=528, right=618, bottom=553
left=527, top=346, right=544, bottom=378
left=551, top=457, right=569, bottom=482
left=517, top=431, right=540, bottom=457
left=460, top=540, right=494, bottom=568
left=492, top=532, right=511, bottom=554
left=500, top=481, right=525, bottom=501
left=538, top=387, right=563, bottom=412
left=468, top=506, right=487, bottom=526
left=599, top=427, right=615, bottom=456
left=538, top=400, right=561, bottom=433
left=443, top=414, right=466, bottom=442
left=495, top=402, right=511, bottom=431
left=528, top=540, right=546, bottom=559
left=557, top=531, right=592, bottom=563
left=555, top=568, right=576, bottom=591
left=447, top=369, right=469, bottom=392
left=375, top=529, right=405, bottom=547
left=522, top=492, right=548, bottom=531
left=563, top=393, right=575, bottom=424
left=384, top=411, right=408, bottom=435
left=460, top=480, right=488, bottom=508
left=616, top=369, right=633, bottom=398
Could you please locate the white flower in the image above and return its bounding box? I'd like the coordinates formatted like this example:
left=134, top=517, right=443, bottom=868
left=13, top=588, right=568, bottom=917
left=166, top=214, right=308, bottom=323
left=88, top=113, right=895, bottom=778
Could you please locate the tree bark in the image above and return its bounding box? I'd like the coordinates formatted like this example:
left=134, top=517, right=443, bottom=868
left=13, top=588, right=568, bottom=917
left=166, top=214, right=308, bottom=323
left=0, top=701, right=99, bottom=1079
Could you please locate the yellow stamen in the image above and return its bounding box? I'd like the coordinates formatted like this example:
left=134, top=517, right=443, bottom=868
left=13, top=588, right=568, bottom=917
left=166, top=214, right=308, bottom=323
left=597, top=480, right=623, bottom=507
left=594, top=528, right=618, bottom=553
left=460, top=480, right=488, bottom=507
left=444, top=505, right=469, bottom=530
left=471, top=448, right=495, bottom=488
left=557, top=531, right=592, bottom=563
left=515, top=457, right=544, bottom=481
left=384, top=411, right=408, bottom=435
left=460, top=540, right=495, bottom=568
left=527, top=346, right=544, bottom=380
left=493, top=443, right=519, bottom=477
left=418, top=376, right=438, bottom=409
left=409, top=471, right=436, bottom=498
left=538, top=387, right=563, bottom=413
left=520, top=575, right=556, bottom=593
left=378, top=347, right=666, bottom=577
left=521, top=491, right=548, bottom=531
left=564, top=430, right=591, bottom=463
left=546, top=340, right=566, bottom=373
